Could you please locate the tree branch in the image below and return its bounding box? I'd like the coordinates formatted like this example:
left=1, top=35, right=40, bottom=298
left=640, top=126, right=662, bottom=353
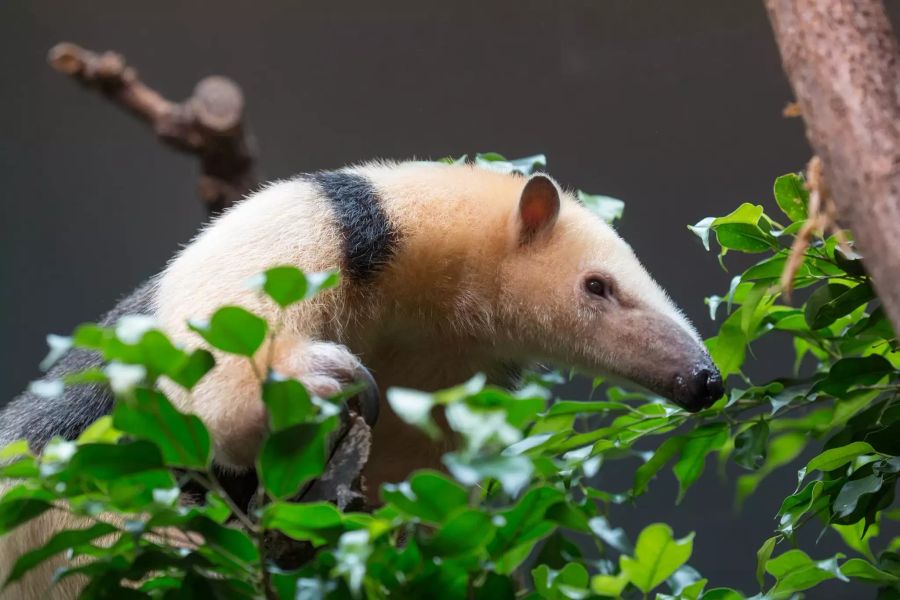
left=763, top=0, right=900, bottom=333
left=47, top=42, right=258, bottom=214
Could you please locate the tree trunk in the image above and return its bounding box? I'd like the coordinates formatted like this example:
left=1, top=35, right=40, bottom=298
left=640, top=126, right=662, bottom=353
left=764, top=0, right=900, bottom=333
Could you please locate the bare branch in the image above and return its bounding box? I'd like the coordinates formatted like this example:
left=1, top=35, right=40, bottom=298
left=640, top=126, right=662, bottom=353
left=47, top=42, right=258, bottom=214
left=764, top=0, right=900, bottom=332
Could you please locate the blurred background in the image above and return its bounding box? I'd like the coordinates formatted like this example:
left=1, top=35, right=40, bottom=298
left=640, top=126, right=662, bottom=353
left=2, top=1, right=899, bottom=595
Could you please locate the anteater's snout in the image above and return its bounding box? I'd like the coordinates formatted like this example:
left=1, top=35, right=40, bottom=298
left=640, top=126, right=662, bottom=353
left=672, top=364, right=723, bottom=413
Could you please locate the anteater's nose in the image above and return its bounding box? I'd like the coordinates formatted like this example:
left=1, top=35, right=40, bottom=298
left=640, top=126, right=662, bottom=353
left=673, top=366, right=724, bottom=413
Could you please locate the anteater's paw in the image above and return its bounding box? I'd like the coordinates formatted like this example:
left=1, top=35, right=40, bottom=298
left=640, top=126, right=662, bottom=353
left=276, top=340, right=380, bottom=426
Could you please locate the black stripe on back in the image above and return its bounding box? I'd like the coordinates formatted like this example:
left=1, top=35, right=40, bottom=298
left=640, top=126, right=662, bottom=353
left=311, top=170, right=399, bottom=282
left=0, top=280, right=157, bottom=452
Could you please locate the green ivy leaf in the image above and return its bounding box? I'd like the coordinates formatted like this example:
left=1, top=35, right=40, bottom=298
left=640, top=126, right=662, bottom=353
left=620, top=523, right=694, bottom=594
left=189, top=306, right=267, bottom=357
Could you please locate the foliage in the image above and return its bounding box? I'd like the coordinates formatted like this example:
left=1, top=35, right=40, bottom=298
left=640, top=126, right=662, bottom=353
left=1, top=157, right=898, bottom=599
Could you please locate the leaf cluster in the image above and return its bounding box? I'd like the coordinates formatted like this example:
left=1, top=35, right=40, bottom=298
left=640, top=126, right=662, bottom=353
left=2, top=161, right=897, bottom=599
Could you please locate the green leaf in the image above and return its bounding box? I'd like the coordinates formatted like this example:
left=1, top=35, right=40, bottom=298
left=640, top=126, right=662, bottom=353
left=773, top=173, right=809, bottom=222
left=474, top=153, right=546, bottom=176
left=756, top=536, right=778, bottom=589
left=699, top=588, right=744, bottom=600
left=705, top=308, right=748, bottom=378
left=688, top=217, right=715, bottom=252
left=634, top=436, right=687, bottom=496
left=386, top=388, right=440, bottom=439
left=534, top=562, right=590, bottom=600
left=777, top=480, right=830, bottom=536
left=736, top=433, right=807, bottom=508
left=673, top=424, right=729, bottom=502
left=254, top=266, right=340, bottom=308
left=189, top=306, right=267, bottom=357
left=733, top=421, right=769, bottom=471
left=815, top=355, right=894, bottom=396
left=588, top=516, right=633, bottom=554
left=426, top=509, right=494, bottom=557
left=833, top=474, right=883, bottom=518
left=68, top=440, right=165, bottom=481
left=804, top=282, right=874, bottom=330
left=260, top=502, right=344, bottom=545
left=112, top=389, right=211, bottom=469
left=766, top=550, right=846, bottom=595
left=807, top=442, right=875, bottom=473
left=5, top=522, right=118, bottom=584
left=382, top=470, right=469, bottom=525
left=170, top=349, right=215, bottom=390
left=489, top=487, right=565, bottom=572
left=710, top=204, right=776, bottom=253
left=577, top=191, right=625, bottom=224
left=262, top=375, right=313, bottom=430
left=841, top=557, right=899, bottom=583
left=258, top=420, right=335, bottom=499
left=832, top=518, right=879, bottom=561
left=591, top=572, right=628, bottom=597
left=443, top=453, right=533, bottom=497
left=0, top=498, right=52, bottom=535
left=620, top=523, right=694, bottom=593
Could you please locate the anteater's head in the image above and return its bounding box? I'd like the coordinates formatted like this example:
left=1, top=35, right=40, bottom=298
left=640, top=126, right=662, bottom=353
left=496, top=173, right=723, bottom=412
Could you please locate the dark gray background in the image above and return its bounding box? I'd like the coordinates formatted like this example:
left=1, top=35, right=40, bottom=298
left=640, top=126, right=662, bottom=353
left=2, top=1, right=898, bottom=596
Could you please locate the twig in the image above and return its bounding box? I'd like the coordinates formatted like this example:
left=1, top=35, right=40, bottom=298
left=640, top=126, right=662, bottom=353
left=47, top=42, right=258, bottom=215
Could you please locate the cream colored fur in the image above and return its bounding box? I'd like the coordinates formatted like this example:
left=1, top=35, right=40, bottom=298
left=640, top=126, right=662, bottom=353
left=1, top=162, right=703, bottom=598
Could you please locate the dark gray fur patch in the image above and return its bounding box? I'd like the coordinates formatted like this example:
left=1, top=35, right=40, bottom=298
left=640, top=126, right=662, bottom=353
left=309, top=170, right=398, bottom=281
left=0, top=280, right=157, bottom=452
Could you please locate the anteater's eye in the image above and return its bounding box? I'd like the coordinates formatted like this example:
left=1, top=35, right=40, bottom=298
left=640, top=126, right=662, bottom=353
left=585, top=277, right=610, bottom=299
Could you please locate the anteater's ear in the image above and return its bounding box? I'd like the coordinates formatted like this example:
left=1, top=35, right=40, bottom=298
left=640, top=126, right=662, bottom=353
left=517, top=174, right=560, bottom=244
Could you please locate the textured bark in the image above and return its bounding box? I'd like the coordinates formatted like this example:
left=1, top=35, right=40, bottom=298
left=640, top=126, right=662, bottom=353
left=48, top=42, right=258, bottom=214
left=764, top=1, right=900, bottom=332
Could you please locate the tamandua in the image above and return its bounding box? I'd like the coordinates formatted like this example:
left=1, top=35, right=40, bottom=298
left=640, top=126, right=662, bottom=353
left=0, top=161, right=723, bottom=598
